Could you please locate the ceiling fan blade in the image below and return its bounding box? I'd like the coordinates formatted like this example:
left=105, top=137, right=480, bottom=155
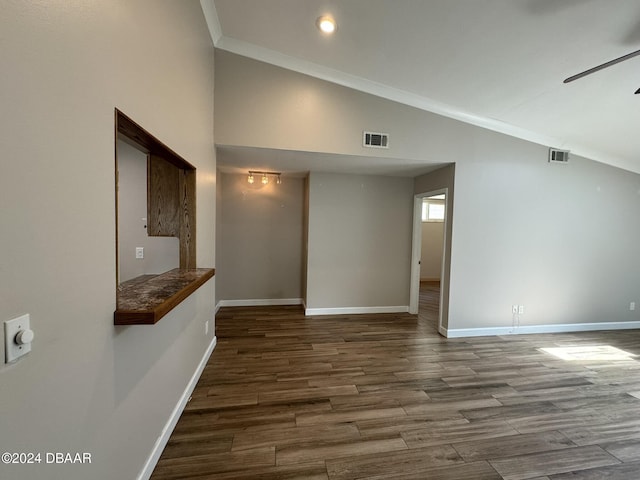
left=564, top=48, right=640, bottom=83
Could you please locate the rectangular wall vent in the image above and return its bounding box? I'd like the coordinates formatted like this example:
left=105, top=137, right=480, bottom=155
left=363, top=131, right=389, bottom=149
left=549, top=148, right=570, bottom=164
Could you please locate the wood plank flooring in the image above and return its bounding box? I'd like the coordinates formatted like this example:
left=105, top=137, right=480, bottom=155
left=151, top=283, right=640, bottom=479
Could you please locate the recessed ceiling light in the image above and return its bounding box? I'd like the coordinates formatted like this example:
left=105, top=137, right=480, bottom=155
left=316, top=16, right=337, bottom=34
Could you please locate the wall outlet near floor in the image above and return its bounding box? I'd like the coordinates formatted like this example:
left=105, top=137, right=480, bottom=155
left=512, top=305, right=518, bottom=314
left=518, top=305, right=524, bottom=315
left=135, top=247, right=144, bottom=259
left=631, top=302, right=636, bottom=311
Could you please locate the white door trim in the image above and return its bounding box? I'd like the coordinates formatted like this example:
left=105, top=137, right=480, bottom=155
left=409, top=188, right=448, bottom=335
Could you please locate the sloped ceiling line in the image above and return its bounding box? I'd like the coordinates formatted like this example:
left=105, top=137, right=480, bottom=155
left=200, top=0, right=632, bottom=173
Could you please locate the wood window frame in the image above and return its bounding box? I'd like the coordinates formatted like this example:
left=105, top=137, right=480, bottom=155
left=114, top=109, right=213, bottom=325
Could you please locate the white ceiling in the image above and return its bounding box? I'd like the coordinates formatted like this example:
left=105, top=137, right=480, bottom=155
left=203, top=0, right=640, bottom=176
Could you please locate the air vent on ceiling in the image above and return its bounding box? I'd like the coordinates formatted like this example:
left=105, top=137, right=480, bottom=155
left=549, top=148, right=570, bottom=164
left=363, top=131, right=389, bottom=149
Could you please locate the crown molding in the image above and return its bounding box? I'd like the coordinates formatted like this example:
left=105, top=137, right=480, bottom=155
left=217, top=36, right=559, bottom=143
left=200, top=0, right=222, bottom=45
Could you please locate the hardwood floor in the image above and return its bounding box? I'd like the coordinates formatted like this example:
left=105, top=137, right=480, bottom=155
left=418, top=280, right=440, bottom=331
left=151, top=285, right=640, bottom=479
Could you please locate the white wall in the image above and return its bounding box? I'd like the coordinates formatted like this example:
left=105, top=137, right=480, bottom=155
left=215, top=51, right=640, bottom=334
left=0, top=2, right=215, bottom=480
left=216, top=172, right=304, bottom=303
left=306, top=172, right=414, bottom=312
left=117, top=140, right=180, bottom=283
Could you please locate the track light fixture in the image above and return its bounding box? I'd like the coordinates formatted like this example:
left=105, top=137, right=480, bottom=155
left=247, top=171, right=282, bottom=185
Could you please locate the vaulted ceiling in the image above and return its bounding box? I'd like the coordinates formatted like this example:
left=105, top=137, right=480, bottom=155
left=203, top=0, right=640, bottom=174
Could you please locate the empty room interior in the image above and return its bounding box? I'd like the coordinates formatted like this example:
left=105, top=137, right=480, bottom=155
left=3, top=1, right=640, bottom=479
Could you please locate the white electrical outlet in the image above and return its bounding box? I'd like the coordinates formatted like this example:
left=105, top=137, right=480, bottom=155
left=135, top=247, right=144, bottom=259
left=631, top=302, right=636, bottom=311
left=512, top=305, right=518, bottom=314
left=518, top=305, right=524, bottom=315
left=4, top=314, right=34, bottom=363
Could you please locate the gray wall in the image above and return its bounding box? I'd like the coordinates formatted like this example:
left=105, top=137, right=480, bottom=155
left=449, top=140, right=640, bottom=330
left=117, top=140, right=180, bottom=283
left=215, top=51, right=465, bottom=163
left=415, top=165, right=456, bottom=330
left=215, top=51, right=640, bottom=332
left=421, top=221, right=444, bottom=280
left=215, top=164, right=224, bottom=306
left=306, top=172, right=414, bottom=310
left=0, top=2, right=215, bottom=479
left=216, top=172, right=304, bottom=302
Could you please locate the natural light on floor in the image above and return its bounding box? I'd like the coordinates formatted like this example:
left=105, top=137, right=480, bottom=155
left=540, top=345, right=637, bottom=362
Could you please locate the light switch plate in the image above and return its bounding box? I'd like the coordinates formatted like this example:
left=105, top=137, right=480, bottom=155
left=4, top=314, right=32, bottom=363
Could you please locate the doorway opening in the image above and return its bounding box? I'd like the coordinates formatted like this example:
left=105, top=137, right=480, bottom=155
left=409, top=189, right=448, bottom=335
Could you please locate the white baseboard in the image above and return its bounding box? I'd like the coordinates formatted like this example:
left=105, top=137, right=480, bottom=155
left=138, top=335, right=217, bottom=480
left=305, top=306, right=409, bottom=316
left=216, top=300, right=406, bottom=316
left=214, top=301, right=222, bottom=314
left=442, top=321, right=640, bottom=338
left=218, top=298, right=303, bottom=307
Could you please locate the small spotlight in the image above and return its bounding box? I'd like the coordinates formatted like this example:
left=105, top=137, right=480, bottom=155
left=261, top=174, right=269, bottom=185
left=247, top=173, right=254, bottom=184
left=317, top=16, right=337, bottom=34
left=276, top=175, right=282, bottom=185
